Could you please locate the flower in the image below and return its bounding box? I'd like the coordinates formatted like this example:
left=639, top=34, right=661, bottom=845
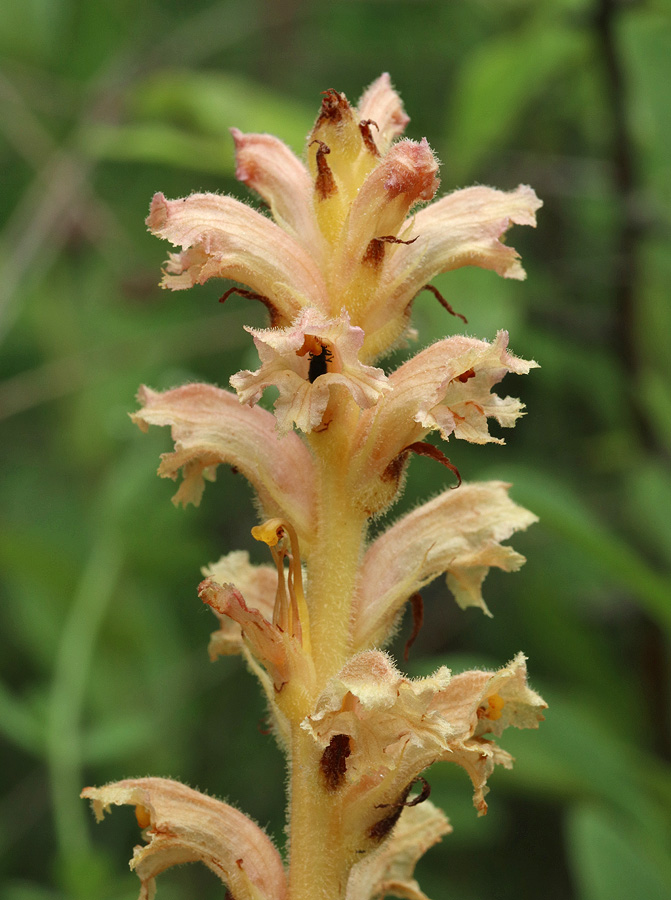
left=106, top=74, right=547, bottom=900
left=146, top=74, right=541, bottom=362
left=346, top=800, right=451, bottom=900
left=353, top=481, right=539, bottom=648
left=303, top=651, right=546, bottom=826
left=349, top=332, right=537, bottom=517
left=230, top=307, right=389, bottom=433
left=130, top=383, right=316, bottom=546
left=199, top=518, right=316, bottom=725
left=81, top=777, right=287, bottom=900
left=203, top=550, right=277, bottom=660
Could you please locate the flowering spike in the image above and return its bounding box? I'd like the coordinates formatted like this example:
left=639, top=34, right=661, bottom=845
left=89, top=75, right=546, bottom=900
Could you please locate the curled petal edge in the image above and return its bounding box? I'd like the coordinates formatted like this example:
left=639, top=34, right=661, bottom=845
left=354, top=481, right=538, bottom=648
left=131, top=384, right=316, bottom=547
left=346, top=801, right=451, bottom=900
left=80, top=777, right=287, bottom=900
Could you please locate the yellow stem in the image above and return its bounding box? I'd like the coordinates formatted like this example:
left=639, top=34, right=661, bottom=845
left=287, top=728, right=353, bottom=900
left=286, top=392, right=367, bottom=900
left=305, top=396, right=368, bottom=684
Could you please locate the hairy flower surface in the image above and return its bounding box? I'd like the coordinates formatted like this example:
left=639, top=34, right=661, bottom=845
left=81, top=778, right=287, bottom=900
left=85, top=74, right=545, bottom=900
left=345, top=801, right=451, bottom=900
left=131, top=383, right=316, bottom=545
left=203, top=550, right=277, bottom=659
left=304, top=652, right=545, bottom=821
left=354, top=481, right=538, bottom=647
left=146, top=73, right=540, bottom=364
left=230, top=307, right=389, bottom=433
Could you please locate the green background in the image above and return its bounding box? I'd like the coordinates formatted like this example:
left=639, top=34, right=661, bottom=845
left=1, top=0, right=670, bottom=898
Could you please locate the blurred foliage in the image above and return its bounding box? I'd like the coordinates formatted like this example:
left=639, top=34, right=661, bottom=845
left=1, top=0, right=670, bottom=898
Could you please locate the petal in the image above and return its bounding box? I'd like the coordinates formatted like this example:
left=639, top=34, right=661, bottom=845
left=368, top=184, right=541, bottom=337
left=351, top=333, right=536, bottom=517
left=202, top=551, right=277, bottom=659
left=430, top=654, right=547, bottom=814
left=199, top=579, right=315, bottom=722
left=346, top=801, right=451, bottom=900
left=409, top=331, right=536, bottom=441
left=131, top=384, right=315, bottom=544
left=304, top=650, right=545, bottom=821
left=146, top=192, right=328, bottom=321
left=353, top=482, right=538, bottom=648
left=305, top=651, right=453, bottom=795
left=231, top=128, right=323, bottom=253
left=354, top=331, right=536, bottom=495
left=435, top=653, right=547, bottom=739
left=230, top=308, right=389, bottom=433
left=336, top=139, right=439, bottom=285
left=81, top=777, right=287, bottom=900
left=357, top=73, right=410, bottom=154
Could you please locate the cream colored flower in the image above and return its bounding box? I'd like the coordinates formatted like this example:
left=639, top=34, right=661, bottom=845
left=304, top=651, right=546, bottom=827
left=230, top=307, right=389, bottom=433
left=200, top=518, right=315, bottom=725
left=350, top=333, right=537, bottom=517
left=146, top=74, right=540, bottom=361
left=131, top=383, right=316, bottom=546
left=80, top=70, right=547, bottom=900
left=80, top=778, right=287, bottom=900
left=353, top=481, right=538, bottom=648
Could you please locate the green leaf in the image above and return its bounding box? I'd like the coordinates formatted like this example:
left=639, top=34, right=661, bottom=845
left=622, top=10, right=671, bottom=207
left=566, top=804, right=671, bottom=900
left=0, top=678, right=43, bottom=754
left=131, top=70, right=314, bottom=150
left=446, top=20, right=588, bottom=181
left=80, top=122, right=235, bottom=174
left=501, top=466, right=671, bottom=632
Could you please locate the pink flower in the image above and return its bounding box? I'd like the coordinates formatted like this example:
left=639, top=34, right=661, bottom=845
left=131, top=383, right=316, bottom=544
left=353, top=481, right=538, bottom=649
left=350, top=332, right=537, bottom=517
left=146, top=74, right=540, bottom=361
left=303, top=651, right=546, bottom=830
left=81, top=778, right=287, bottom=900
left=230, top=307, right=389, bottom=433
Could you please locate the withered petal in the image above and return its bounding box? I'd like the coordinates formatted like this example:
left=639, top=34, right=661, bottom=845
left=346, top=801, right=450, bottom=900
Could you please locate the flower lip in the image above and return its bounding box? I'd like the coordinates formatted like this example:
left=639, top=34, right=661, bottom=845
left=145, top=191, right=328, bottom=322
left=230, top=308, right=389, bottom=433
left=81, top=777, right=288, bottom=900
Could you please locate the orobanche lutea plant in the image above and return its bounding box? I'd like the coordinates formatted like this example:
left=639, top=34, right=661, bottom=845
left=82, top=75, right=546, bottom=900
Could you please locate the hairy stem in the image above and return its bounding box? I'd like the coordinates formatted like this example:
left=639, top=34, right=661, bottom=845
left=305, top=394, right=368, bottom=684
left=288, top=728, right=352, bottom=900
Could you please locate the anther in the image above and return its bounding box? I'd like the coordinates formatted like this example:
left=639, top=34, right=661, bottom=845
left=363, top=234, right=418, bottom=267
left=404, top=442, right=462, bottom=488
